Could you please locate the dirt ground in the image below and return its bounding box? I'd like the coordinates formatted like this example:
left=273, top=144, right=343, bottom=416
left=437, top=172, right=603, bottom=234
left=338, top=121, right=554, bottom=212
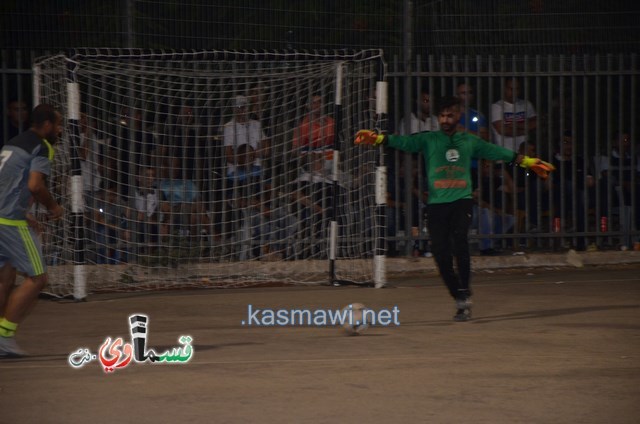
left=1, top=266, right=639, bottom=423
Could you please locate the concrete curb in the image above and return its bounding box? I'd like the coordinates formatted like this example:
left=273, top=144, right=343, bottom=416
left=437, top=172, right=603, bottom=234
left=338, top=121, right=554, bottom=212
left=386, top=250, right=640, bottom=275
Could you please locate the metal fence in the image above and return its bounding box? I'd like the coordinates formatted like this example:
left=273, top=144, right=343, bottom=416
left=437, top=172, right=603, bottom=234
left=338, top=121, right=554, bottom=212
left=385, top=54, right=639, bottom=254
left=2, top=49, right=638, bottom=254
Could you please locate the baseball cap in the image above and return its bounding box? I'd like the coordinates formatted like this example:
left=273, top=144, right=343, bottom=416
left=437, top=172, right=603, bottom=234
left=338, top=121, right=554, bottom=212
left=234, top=95, right=248, bottom=108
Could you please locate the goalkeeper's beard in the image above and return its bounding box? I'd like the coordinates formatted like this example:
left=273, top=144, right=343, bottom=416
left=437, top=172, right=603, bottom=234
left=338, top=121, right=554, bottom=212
left=440, top=122, right=456, bottom=136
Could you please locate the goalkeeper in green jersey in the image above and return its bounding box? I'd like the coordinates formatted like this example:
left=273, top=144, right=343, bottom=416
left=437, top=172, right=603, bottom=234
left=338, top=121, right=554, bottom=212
left=356, top=96, right=553, bottom=321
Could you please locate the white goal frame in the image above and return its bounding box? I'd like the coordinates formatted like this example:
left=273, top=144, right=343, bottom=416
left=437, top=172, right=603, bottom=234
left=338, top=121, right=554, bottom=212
left=33, top=49, right=388, bottom=299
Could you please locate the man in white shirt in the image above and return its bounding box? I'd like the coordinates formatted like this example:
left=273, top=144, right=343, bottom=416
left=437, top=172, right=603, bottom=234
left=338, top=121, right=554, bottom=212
left=398, top=89, right=439, bottom=135
left=132, top=167, right=166, bottom=245
left=223, top=95, right=267, bottom=178
left=78, top=113, right=103, bottom=206
left=491, top=78, right=537, bottom=151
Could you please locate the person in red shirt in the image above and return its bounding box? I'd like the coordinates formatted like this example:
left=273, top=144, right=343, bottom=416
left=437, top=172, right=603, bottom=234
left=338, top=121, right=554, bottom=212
left=292, top=94, right=335, bottom=154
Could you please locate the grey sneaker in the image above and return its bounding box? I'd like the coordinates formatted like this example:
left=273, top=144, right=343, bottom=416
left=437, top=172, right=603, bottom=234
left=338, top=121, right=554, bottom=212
left=455, top=297, right=473, bottom=310
left=454, top=308, right=472, bottom=322
left=0, top=336, right=27, bottom=358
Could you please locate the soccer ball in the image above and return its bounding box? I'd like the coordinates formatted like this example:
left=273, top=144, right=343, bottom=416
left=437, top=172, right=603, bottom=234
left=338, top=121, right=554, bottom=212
left=341, top=303, right=370, bottom=335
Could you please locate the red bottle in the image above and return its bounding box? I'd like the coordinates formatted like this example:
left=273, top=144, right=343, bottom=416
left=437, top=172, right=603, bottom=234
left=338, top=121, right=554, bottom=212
left=600, top=216, right=608, bottom=233
left=553, top=217, right=561, bottom=233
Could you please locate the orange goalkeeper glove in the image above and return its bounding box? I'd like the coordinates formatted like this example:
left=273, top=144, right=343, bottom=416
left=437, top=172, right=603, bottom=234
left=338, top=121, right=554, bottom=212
left=519, top=156, right=555, bottom=179
left=355, top=129, right=385, bottom=146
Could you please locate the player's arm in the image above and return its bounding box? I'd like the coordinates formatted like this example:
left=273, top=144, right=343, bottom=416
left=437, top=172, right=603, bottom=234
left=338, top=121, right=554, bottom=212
left=355, top=129, right=426, bottom=154
left=474, top=139, right=554, bottom=180
left=28, top=171, right=63, bottom=220
left=24, top=197, right=43, bottom=235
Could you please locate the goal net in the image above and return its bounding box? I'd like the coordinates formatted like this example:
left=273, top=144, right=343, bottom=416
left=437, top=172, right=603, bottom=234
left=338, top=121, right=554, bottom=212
left=34, top=49, right=386, bottom=297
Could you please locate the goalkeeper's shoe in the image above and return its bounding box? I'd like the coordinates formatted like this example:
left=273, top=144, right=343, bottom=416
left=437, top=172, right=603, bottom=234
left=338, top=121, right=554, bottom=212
left=455, top=297, right=473, bottom=310
left=519, top=156, right=555, bottom=179
left=355, top=129, right=385, bottom=146
left=0, top=336, right=27, bottom=358
left=454, top=308, right=472, bottom=322
left=454, top=297, right=472, bottom=322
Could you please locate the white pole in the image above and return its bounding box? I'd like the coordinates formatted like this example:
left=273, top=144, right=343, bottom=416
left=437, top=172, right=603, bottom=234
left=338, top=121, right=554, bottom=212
left=32, top=65, right=40, bottom=107
left=67, top=81, right=87, bottom=300
left=374, top=166, right=387, bottom=288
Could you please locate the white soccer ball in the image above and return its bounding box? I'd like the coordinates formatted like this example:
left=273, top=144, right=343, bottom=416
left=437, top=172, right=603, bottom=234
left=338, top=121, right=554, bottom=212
left=341, top=303, right=370, bottom=335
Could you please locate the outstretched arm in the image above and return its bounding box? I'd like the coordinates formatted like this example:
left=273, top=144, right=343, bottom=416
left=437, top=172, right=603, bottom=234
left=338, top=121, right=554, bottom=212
left=355, top=129, right=427, bottom=154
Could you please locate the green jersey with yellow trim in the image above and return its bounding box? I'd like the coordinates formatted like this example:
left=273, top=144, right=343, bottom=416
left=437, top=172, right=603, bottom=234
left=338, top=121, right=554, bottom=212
left=387, top=130, right=516, bottom=205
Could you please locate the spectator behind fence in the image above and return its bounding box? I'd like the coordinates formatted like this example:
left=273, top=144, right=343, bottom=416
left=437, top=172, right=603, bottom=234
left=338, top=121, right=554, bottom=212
left=162, top=104, right=206, bottom=185
left=398, top=88, right=439, bottom=135
left=2, top=98, right=29, bottom=149
left=110, top=107, right=156, bottom=197
left=225, top=143, right=260, bottom=259
left=292, top=93, right=335, bottom=175
left=248, top=83, right=273, bottom=139
left=551, top=130, right=595, bottom=250
left=386, top=152, right=429, bottom=257
left=158, top=173, right=210, bottom=241
left=224, top=95, right=268, bottom=183
left=78, top=113, right=104, bottom=210
left=86, top=184, right=129, bottom=264
left=491, top=78, right=537, bottom=151
left=456, top=82, right=490, bottom=174
left=472, top=159, right=516, bottom=255
left=598, top=131, right=639, bottom=245
left=288, top=151, right=345, bottom=259
left=456, top=83, right=489, bottom=141
left=292, top=93, right=335, bottom=152
left=226, top=143, right=290, bottom=260
left=509, top=140, right=550, bottom=232
left=131, top=166, right=167, bottom=251
left=226, top=143, right=268, bottom=203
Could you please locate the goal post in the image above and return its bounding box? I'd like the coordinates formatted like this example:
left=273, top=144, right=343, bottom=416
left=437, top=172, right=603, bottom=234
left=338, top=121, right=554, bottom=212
left=33, top=49, right=388, bottom=298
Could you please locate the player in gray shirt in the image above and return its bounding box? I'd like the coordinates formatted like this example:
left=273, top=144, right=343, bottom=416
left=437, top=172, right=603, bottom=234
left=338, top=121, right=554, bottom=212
left=0, top=104, right=64, bottom=357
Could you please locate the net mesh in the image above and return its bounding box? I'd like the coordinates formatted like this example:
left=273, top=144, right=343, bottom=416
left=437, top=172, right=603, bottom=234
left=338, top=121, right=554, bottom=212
left=35, top=50, right=385, bottom=296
